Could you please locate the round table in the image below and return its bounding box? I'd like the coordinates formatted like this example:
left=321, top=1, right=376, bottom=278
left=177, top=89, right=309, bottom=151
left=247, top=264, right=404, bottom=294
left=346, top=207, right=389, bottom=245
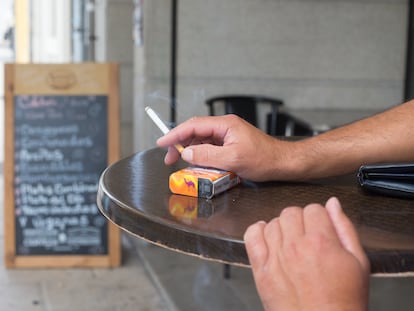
left=97, top=148, right=414, bottom=274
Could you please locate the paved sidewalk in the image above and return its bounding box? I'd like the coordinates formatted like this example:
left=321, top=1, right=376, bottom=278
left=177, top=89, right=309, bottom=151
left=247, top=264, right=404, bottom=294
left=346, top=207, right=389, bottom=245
left=0, top=234, right=170, bottom=311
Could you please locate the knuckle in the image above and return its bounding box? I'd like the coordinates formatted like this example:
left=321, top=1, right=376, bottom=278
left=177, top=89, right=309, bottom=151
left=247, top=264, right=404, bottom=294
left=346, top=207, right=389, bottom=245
left=304, top=203, right=324, bottom=211
left=283, top=241, right=299, bottom=258
left=307, top=232, right=330, bottom=250
left=188, top=116, right=201, bottom=123
left=280, top=206, right=303, bottom=218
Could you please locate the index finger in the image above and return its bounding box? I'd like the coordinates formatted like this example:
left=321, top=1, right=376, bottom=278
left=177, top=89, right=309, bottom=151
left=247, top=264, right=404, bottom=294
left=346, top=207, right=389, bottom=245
left=156, top=115, right=230, bottom=148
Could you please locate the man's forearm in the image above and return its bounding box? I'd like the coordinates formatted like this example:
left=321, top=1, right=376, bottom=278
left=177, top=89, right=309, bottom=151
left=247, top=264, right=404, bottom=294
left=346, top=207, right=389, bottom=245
left=288, top=100, right=414, bottom=180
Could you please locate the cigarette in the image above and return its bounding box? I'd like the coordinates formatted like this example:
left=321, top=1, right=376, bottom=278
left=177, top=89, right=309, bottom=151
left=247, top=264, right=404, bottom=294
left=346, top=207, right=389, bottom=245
left=145, top=106, right=185, bottom=153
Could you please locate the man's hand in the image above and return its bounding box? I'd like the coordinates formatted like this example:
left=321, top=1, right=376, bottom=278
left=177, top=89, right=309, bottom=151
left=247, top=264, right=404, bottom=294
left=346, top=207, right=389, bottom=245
left=157, top=114, right=297, bottom=181
left=244, top=197, right=370, bottom=311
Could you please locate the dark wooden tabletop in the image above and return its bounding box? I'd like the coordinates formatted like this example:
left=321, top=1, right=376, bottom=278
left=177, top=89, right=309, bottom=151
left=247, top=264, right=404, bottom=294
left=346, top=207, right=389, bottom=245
left=97, top=148, right=414, bottom=274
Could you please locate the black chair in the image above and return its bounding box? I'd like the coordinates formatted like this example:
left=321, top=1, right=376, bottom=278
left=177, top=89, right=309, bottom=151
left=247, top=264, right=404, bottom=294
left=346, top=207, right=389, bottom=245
left=206, top=95, right=283, bottom=136
left=268, top=111, right=314, bottom=136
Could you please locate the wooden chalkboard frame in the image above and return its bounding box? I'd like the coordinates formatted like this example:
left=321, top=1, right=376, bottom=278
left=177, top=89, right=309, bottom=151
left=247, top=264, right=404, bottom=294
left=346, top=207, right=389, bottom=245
left=4, top=63, right=121, bottom=268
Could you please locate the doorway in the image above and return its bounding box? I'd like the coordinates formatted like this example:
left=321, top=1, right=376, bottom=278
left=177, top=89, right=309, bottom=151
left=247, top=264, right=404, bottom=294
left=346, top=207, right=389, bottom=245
left=0, top=0, right=14, bottom=164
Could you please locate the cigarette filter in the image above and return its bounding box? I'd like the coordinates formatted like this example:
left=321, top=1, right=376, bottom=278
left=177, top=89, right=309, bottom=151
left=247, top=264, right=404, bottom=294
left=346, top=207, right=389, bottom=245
left=169, top=166, right=240, bottom=199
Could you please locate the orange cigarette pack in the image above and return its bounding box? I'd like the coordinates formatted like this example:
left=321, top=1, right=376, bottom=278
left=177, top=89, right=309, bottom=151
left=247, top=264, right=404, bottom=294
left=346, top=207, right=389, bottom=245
left=169, top=166, right=240, bottom=199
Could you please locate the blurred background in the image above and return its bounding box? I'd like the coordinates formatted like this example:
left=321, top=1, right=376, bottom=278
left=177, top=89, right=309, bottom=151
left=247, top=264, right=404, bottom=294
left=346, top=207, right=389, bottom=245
left=1, top=0, right=409, bottom=158
left=1, top=1, right=413, bottom=310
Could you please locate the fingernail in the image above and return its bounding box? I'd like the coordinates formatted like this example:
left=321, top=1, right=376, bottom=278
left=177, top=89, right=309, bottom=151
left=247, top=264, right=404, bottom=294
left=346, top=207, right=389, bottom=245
left=327, top=196, right=342, bottom=210
left=182, top=148, right=193, bottom=161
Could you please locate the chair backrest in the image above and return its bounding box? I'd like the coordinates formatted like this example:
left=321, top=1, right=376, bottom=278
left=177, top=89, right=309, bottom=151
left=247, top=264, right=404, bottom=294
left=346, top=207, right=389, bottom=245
left=205, top=95, right=283, bottom=135
left=272, top=111, right=314, bottom=136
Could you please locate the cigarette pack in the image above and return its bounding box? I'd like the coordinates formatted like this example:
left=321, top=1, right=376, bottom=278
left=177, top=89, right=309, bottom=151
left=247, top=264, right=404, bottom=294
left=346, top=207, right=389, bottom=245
left=169, top=166, right=240, bottom=199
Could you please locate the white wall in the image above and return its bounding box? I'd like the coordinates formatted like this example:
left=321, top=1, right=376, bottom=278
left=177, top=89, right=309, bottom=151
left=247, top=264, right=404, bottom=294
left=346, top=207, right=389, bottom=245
left=31, top=0, right=71, bottom=62
left=0, top=0, right=14, bottom=164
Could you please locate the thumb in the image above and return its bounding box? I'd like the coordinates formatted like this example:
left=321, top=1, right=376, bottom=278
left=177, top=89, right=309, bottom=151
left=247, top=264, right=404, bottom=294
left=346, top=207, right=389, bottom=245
left=325, top=197, right=370, bottom=271
left=181, top=144, right=229, bottom=169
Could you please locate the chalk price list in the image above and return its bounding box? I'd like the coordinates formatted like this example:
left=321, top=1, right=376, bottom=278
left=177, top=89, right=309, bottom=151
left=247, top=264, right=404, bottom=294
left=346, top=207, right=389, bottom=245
left=14, top=95, right=109, bottom=255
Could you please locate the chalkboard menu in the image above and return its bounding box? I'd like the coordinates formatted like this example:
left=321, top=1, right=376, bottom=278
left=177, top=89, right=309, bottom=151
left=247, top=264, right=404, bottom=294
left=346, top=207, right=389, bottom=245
left=4, top=64, right=120, bottom=268
left=14, top=95, right=109, bottom=255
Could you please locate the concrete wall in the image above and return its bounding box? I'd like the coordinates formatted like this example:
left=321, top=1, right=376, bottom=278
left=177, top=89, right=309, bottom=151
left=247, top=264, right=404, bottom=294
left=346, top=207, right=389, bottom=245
left=134, top=0, right=172, bottom=152
left=134, top=0, right=408, bottom=151
left=95, top=0, right=135, bottom=157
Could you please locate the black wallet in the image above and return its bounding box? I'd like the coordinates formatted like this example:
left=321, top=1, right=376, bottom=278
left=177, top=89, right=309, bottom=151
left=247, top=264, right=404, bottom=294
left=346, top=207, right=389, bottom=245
left=357, top=163, right=414, bottom=199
